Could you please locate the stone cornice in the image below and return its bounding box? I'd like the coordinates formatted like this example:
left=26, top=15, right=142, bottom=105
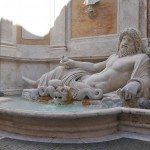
left=0, top=42, right=16, bottom=48
left=0, top=56, right=108, bottom=63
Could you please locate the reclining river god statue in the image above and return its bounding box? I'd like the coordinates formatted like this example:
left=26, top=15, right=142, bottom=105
left=22, top=28, right=150, bottom=106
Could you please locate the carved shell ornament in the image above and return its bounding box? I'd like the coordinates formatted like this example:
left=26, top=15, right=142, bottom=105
left=84, top=0, right=100, bottom=19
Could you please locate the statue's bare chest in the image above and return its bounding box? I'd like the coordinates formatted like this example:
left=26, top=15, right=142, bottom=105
left=106, top=55, right=134, bottom=72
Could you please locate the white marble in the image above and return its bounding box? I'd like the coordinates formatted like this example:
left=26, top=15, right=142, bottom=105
left=22, top=29, right=150, bottom=104
left=0, top=0, right=150, bottom=96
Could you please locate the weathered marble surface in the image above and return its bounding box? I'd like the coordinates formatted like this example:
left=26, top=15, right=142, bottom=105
left=1, top=0, right=148, bottom=95
left=0, top=96, right=150, bottom=139
left=22, top=28, right=150, bottom=108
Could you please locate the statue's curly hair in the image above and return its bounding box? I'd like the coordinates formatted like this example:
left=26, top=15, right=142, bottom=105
left=118, top=28, right=143, bottom=53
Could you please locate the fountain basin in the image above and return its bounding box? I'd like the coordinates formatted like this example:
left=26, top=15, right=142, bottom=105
left=0, top=96, right=149, bottom=141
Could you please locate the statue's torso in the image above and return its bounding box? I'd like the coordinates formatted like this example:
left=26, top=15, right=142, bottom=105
left=84, top=54, right=135, bottom=93
left=106, top=54, right=134, bottom=71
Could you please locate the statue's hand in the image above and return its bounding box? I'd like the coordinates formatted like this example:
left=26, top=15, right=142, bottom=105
left=119, top=81, right=141, bottom=100
left=60, top=56, right=74, bottom=69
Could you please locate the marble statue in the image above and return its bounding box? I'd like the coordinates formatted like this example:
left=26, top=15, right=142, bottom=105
left=22, top=28, right=150, bottom=106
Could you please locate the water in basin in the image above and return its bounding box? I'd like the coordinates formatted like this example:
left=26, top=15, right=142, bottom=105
left=0, top=96, right=103, bottom=114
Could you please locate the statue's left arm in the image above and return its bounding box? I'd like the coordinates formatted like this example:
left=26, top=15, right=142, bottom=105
left=121, top=54, right=150, bottom=100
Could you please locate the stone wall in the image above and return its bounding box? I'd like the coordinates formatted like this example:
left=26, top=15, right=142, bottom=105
left=147, top=0, right=150, bottom=46
left=71, top=0, right=117, bottom=38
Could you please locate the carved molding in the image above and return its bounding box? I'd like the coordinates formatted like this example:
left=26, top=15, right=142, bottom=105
left=0, top=55, right=107, bottom=63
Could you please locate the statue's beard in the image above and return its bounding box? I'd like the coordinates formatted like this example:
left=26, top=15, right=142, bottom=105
left=118, top=48, right=136, bottom=57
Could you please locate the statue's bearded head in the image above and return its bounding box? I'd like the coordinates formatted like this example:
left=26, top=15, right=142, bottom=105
left=118, top=28, right=142, bottom=57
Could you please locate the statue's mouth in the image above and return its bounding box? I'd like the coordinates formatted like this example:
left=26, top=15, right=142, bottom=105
left=121, top=45, right=128, bottom=49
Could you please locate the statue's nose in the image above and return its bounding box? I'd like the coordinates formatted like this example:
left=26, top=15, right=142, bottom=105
left=124, top=38, right=129, bottom=44
left=122, top=40, right=126, bottom=44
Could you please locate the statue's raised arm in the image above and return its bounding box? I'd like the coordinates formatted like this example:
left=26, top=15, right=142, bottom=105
left=60, top=56, right=107, bottom=73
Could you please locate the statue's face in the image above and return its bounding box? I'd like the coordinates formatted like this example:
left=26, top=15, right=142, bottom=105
left=52, top=86, right=70, bottom=104
left=119, top=35, right=135, bottom=57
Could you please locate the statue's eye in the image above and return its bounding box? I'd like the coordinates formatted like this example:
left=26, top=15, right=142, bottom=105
left=55, top=96, right=62, bottom=99
left=61, top=88, right=64, bottom=92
